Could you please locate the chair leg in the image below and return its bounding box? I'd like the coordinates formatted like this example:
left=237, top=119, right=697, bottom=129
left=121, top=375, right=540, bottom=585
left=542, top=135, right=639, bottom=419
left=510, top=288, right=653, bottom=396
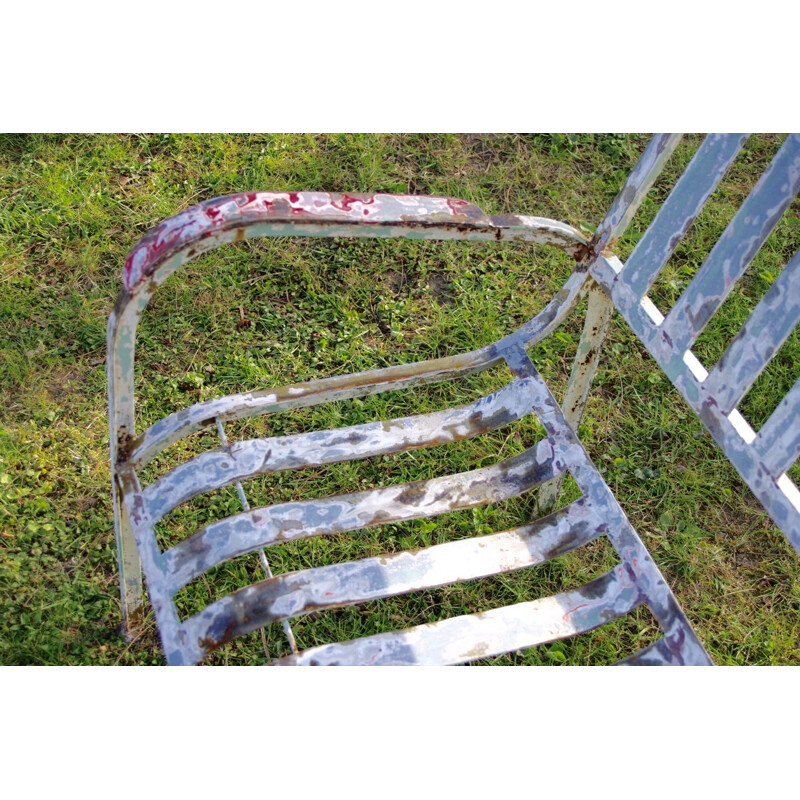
left=539, top=281, right=614, bottom=512
left=113, top=478, right=144, bottom=640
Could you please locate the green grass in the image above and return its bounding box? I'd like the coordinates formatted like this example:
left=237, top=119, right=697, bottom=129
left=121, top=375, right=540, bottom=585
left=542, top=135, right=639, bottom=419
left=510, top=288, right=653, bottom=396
left=1, top=133, right=798, bottom=666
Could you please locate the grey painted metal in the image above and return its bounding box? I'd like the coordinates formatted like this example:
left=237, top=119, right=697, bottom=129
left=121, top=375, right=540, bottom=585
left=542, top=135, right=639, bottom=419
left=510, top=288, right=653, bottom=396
left=502, top=346, right=710, bottom=666
left=702, top=247, right=800, bottom=414
left=108, top=134, right=800, bottom=665
left=214, top=418, right=297, bottom=654
left=164, top=439, right=560, bottom=594
left=270, top=568, right=643, bottom=666
left=589, top=134, right=683, bottom=259
left=142, top=378, right=539, bottom=522
left=618, top=133, right=747, bottom=301
left=538, top=281, right=614, bottom=512
left=588, top=134, right=800, bottom=554
left=756, top=377, right=800, bottom=478
left=659, top=134, right=800, bottom=359
left=182, top=498, right=601, bottom=662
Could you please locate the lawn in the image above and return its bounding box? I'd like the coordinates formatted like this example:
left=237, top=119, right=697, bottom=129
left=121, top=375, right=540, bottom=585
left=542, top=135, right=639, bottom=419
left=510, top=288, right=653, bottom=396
left=1, top=132, right=798, bottom=665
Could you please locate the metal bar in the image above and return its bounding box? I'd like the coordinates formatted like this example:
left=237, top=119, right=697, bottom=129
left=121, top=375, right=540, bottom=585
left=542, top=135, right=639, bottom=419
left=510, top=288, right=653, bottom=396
left=142, top=378, right=538, bottom=522
left=538, top=281, right=614, bottom=511
left=116, top=467, right=187, bottom=662
left=214, top=418, right=297, bottom=655
left=163, top=438, right=561, bottom=593
left=620, top=134, right=747, bottom=300
left=128, top=269, right=590, bottom=471
left=121, top=192, right=587, bottom=292
left=703, top=247, right=800, bottom=414
left=755, top=376, right=800, bottom=478
left=660, top=134, right=800, bottom=356
left=107, top=311, right=143, bottom=636
left=180, top=498, right=603, bottom=659
left=589, top=134, right=683, bottom=257
left=270, top=567, right=642, bottom=666
left=128, top=347, right=500, bottom=468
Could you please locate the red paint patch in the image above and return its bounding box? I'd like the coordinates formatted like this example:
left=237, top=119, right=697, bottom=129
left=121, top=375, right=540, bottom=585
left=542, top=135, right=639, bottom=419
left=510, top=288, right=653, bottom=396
left=562, top=603, right=589, bottom=621
left=331, top=193, right=374, bottom=212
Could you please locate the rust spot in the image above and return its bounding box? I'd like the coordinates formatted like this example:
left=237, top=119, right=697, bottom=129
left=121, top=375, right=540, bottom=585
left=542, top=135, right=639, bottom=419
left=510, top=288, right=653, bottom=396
left=117, top=431, right=135, bottom=463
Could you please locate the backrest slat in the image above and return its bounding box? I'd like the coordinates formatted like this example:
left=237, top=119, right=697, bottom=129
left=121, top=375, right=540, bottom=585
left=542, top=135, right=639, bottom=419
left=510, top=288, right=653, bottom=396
left=659, top=134, right=800, bottom=357
left=756, top=376, right=800, bottom=478
left=619, top=133, right=747, bottom=301
left=590, top=133, right=683, bottom=256
left=703, top=247, right=800, bottom=414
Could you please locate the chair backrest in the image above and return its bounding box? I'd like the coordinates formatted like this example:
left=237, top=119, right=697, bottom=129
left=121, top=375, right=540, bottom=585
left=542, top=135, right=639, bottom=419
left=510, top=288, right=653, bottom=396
left=108, top=134, right=800, bottom=664
left=586, top=133, right=800, bottom=554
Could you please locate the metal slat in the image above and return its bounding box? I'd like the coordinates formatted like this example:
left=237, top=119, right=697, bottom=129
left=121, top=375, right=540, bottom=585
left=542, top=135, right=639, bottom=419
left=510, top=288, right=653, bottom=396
left=164, top=438, right=561, bottom=592
left=590, top=134, right=683, bottom=257
left=755, top=377, right=800, bottom=478
left=660, top=134, right=800, bottom=356
left=270, top=567, right=642, bottom=666
left=703, top=248, right=800, bottom=414
left=620, top=134, right=747, bottom=300
left=129, top=347, right=500, bottom=468
left=180, top=498, right=603, bottom=659
left=142, top=378, right=538, bottom=522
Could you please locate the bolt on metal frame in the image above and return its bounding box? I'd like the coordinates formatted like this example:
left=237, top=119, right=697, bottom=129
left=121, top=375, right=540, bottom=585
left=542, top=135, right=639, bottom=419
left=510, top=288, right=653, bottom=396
left=108, top=134, right=800, bottom=665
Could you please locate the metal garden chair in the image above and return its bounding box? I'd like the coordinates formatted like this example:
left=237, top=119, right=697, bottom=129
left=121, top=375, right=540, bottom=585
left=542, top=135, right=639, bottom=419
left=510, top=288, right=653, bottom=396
left=108, top=134, right=800, bottom=665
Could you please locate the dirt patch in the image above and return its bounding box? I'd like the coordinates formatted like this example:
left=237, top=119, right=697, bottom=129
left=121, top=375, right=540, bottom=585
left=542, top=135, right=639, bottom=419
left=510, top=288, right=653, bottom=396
left=427, top=272, right=455, bottom=305
left=384, top=269, right=408, bottom=296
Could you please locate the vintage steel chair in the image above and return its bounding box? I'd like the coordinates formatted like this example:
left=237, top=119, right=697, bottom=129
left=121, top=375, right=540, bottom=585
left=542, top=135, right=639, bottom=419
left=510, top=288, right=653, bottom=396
left=108, top=134, right=800, bottom=665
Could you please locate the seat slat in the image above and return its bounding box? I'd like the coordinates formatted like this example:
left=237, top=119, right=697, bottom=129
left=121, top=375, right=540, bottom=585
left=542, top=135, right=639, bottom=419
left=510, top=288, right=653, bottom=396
left=270, top=567, right=642, bottom=666
left=163, top=438, right=560, bottom=592
left=660, top=134, right=800, bottom=356
left=128, top=347, right=500, bottom=469
left=142, top=378, right=538, bottom=522
left=620, top=134, right=747, bottom=301
left=703, top=247, right=800, bottom=414
left=179, top=498, right=603, bottom=660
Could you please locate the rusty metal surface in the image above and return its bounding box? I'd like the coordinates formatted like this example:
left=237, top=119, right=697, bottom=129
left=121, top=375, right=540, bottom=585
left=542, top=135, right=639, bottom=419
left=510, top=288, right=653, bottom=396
left=163, top=438, right=559, bottom=594
left=183, top=499, right=601, bottom=662
left=142, top=378, right=539, bottom=522
left=271, top=569, right=643, bottom=667
left=108, top=135, right=800, bottom=665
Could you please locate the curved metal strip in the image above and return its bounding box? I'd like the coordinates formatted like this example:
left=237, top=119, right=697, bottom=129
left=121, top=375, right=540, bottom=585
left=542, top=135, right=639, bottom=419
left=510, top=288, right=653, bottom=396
left=142, top=378, right=539, bottom=522
left=164, top=438, right=562, bottom=593
left=180, top=498, right=603, bottom=660
left=128, top=264, right=590, bottom=470
left=270, top=566, right=642, bottom=666
left=122, top=193, right=586, bottom=292
left=128, top=346, right=499, bottom=468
